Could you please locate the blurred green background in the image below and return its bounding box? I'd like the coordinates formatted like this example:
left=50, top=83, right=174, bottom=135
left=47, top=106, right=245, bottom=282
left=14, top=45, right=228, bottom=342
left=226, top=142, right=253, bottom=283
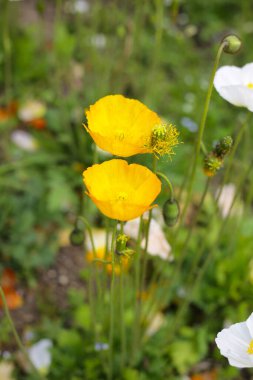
left=1, top=1, right=253, bottom=379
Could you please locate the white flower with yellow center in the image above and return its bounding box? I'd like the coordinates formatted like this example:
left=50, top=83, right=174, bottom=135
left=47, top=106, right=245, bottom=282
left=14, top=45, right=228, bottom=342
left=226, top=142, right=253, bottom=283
left=215, top=313, right=253, bottom=368
left=214, top=63, right=253, bottom=111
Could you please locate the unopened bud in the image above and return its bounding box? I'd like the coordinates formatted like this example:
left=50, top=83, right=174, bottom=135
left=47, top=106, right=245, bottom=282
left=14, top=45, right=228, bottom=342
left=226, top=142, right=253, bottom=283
left=222, top=35, right=241, bottom=55
left=214, top=136, right=233, bottom=159
left=116, top=234, right=129, bottom=253
left=203, top=154, right=222, bottom=177
left=163, top=198, right=180, bottom=227
left=70, top=228, right=84, bottom=246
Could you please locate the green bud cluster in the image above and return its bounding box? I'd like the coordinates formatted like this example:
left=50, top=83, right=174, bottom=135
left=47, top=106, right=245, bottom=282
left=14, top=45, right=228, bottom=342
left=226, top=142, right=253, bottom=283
left=213, top=136, right=233, bottom=159
left=203, top=154, right=223, bottom=177
left=202, top=136, right=233, bottom=177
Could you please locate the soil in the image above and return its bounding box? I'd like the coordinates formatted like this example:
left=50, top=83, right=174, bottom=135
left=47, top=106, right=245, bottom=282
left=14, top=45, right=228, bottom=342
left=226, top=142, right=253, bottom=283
left=0, top=245, right=86, bottom=349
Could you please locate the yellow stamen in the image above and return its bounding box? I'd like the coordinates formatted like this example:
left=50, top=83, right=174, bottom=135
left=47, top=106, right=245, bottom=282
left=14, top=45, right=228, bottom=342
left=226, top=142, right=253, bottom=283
left=147, top=123, right=180, bottom=158
left=247, top=83, right=253, bottom=89
left=247, top=340, right=253, bottom=354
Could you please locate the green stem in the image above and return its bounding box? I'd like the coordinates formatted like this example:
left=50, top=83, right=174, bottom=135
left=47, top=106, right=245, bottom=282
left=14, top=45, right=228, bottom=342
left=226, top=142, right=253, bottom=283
left=119, top=221, right=126, bottom=370
left=131, top=215, right=143, bottom=364
left=0, top=287, right=45, bottom=380
left=156, top=171, right=174, bottom=198
left=3, top=0, right=12, bottom=102
left=215, top=115, right=249, bottom=203
left=163, top=161, right=253, bottom=350
left=119, top=257, right=126, bottom=370
left=179, top=41, right=226, bottom=228
left=142, top=178, right=210, bottom=324
left=109, top=224, right=117, bottom=380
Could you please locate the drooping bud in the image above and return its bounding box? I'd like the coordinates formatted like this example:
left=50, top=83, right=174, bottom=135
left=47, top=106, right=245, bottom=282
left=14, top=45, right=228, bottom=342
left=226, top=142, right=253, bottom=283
left=70, top=228, right=84, bottom=246
left=222, top=35, right=241, bottom=55
left=147, top=123, right=180, bottom=158
left=203, top=154, right=222, bottom=177
left=163, top=198, right=180, bottom=227
left=213, top=136, right=233, bottom=159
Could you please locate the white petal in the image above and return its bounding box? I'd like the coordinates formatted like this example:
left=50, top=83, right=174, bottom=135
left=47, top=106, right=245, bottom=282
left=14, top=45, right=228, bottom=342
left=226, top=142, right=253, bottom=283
left=215, top=320, right=253, bottom=368
left=242, top=63, right=253, bottom=85
left=214, top=66, right=243, bottom=90
left=141, top=219, right=172, bottom=260
left=216, top=85, right=253, bottom=108
left=11, top=130, right=38, bottom=151
left=28, top=339, right=52, bottom=371
left=246, top=313, right=253, bottom=338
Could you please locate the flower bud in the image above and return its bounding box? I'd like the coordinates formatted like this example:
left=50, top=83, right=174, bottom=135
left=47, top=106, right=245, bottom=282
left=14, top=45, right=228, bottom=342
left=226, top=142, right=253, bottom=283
left=116, top=233, right=129, bottom=253
left=70, top=228, right=84, bottom=246
left=203, top=154, right=222, bottom=177
left=163, top=198, right=180, bottom=227
left=213, top=136, right=233, bottom=159
left=222, top=35, right=241, bottom=55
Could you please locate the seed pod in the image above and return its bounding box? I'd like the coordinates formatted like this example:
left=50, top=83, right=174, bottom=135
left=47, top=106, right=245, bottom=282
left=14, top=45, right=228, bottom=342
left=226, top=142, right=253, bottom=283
left=222, top=35, right=241, bottom=55
left=214, top=136, right=233, bottom=159
left=70, top=228, right=84, bottom=246
left=163, top=198, right=180, bottom=227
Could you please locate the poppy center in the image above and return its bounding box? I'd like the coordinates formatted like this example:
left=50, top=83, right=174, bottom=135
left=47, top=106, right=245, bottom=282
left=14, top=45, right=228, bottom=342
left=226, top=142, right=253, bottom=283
left=115, top=130, right=125, bottom=141
left=247, top=83, right=253, bottom=89
left=247, top=340, right=253, bottom=354
left=116, top=191, right=128, bottom=201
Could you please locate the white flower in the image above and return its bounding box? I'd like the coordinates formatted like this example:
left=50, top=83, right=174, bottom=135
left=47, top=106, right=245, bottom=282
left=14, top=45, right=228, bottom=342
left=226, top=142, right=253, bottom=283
left=11, top=130, right=38, bottom=151
left=146, top=312, right=165, bottom=337
left=65, top=0, right=90, bottom=13
left=215, top=313, right=253, bottom=368
left=86, top=228, right=110, bottom=253
left=18, top=100, right=46, bottom=122
left=214, top=63, right=253, bottom=111
left=90, top=34, right=107, bottom=49
left=124, top=215, right=172, bottom=261
left=28, top=339, right=52, bottom=374
left=216, top=184, right=236, bottom=218
left=216, top=183, right=243, bottom=218
left=0, top=361, right=14, bottom=380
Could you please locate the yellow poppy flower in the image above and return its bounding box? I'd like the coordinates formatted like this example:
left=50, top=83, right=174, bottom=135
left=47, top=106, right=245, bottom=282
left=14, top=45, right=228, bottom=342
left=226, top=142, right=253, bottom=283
left=83, top=159, right=161, bottom=221
left=84, top=94, right=162, bottom=157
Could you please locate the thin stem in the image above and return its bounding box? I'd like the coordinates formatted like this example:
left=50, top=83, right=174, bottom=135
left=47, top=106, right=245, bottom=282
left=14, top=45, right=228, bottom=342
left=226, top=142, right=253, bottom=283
left=178, top=41, right=226, bottom=228
left=119, top=221, right=126, bottom=370
left=215, top=115, right=249, bottom=203
left=0, top=287, right=45, bottom=380
left=109, top=224, right=117, bottom=380
left=156, top=171, right=174, bottom=198
left=119, top=256, right=126, bottom=370
left=142, top=178, right=210, bottom=324
left=131, top=215, right=143, bottom=364
left=3, top=0, right=12, bottom=102
left=162, top=161, right=253, bottom=350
